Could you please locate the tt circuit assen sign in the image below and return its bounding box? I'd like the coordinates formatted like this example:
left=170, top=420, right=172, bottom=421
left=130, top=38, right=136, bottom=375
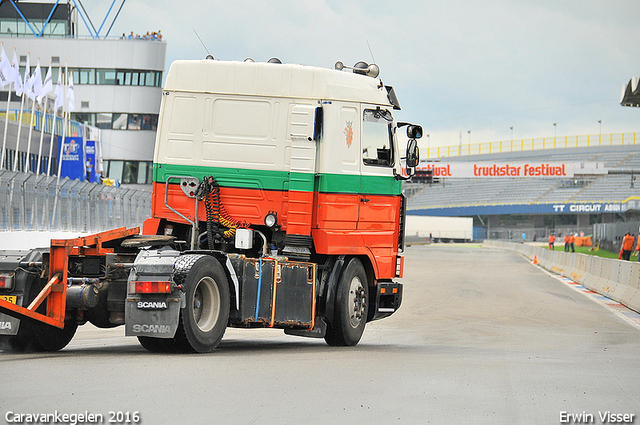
left=415, top=161, right=606, bottom=178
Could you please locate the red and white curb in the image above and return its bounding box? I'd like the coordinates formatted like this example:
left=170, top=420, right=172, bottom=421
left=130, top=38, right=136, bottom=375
left=533, top=260, right=640, bottom=331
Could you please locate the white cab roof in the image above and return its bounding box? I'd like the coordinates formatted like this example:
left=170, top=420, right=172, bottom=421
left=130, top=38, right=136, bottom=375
left=164, top=59, right=392, bottom=106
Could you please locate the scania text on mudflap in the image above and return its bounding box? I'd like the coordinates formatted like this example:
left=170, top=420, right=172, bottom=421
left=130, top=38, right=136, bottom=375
left=0, top=57, right=421, bottom=353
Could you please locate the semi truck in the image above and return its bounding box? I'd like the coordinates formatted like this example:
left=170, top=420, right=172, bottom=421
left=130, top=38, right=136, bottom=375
left=0, top=57, right=422, bottom=353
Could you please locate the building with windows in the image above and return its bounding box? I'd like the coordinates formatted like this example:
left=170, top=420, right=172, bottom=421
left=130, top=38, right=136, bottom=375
left=0, top=1, right=166, bottom=186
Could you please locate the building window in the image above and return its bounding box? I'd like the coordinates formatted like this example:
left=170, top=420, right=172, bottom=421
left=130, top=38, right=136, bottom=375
left=63, top=68, right=162, bottom=87
left=96, top=113, right=112, bottom=129
left=71, top=113, right=159, bottom=131
left=96, top=69, right=117, bottom=85
left=105, top=160, right=153, bottom=184
left=112, top=113, right=127, bottom=130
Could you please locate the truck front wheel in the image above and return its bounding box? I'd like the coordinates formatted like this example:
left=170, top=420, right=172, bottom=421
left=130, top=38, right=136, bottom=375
left=173, top=256, right=230, bottom=353
left=325, top=257, right=369, bottom=346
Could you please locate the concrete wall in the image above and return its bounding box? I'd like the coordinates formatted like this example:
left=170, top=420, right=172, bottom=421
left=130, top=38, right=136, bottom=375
left=483, top=240, right=640, bottom=313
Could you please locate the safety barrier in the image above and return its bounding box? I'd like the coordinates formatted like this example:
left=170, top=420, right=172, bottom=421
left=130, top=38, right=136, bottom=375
left=0, top=170, right=151, bottom=233
left=483, top=240, right=640, bottom=313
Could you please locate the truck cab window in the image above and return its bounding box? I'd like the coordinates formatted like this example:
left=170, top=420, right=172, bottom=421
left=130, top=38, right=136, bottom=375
left=362, top=108, right=393, bottom=167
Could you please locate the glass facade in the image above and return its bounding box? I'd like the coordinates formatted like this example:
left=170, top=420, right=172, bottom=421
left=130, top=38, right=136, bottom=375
left=0, top=19, right=67, bottom=37
left=71, top=113, right=158, bottom=131
left=104, top=160, right=153, bottom=184
left=16, top=67, right=162, bottom=87
left=68, top=68, right=163, bottom=87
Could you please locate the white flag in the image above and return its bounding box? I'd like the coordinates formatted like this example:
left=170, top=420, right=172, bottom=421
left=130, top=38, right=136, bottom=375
left=66, top=72, right=75, bottom=111
left=38, top=63, right=52, bottom=103
left=53, top=69, right=63, bottom=110
left=32, top=59, right=43, bottom=101
left=24, top=55, right=34, bottom=100
left=11, top=50, right=22, bottom=96
left=0, top=46, right=11, bottom=89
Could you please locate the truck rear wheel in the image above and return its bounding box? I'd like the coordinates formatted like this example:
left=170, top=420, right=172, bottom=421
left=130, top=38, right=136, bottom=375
left=32, top=320, right=78, bottom=352
left=1, top=277, right=76, bottom=352
left=173, top=256, right=230, bottom=353
left=324, top=257, right=368, bottom=346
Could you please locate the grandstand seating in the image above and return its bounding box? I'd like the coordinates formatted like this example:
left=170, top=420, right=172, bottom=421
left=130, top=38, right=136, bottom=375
left=408, top=144, right=640, bottom=212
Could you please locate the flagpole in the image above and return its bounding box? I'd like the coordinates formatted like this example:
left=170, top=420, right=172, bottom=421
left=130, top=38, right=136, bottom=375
left=24, top=97, right=36, bottom=173
left=0, top=43, right=11, bottom=170
left=46, top=102, right=56, bottom=176
left=0, top=79, right=10, bottom=171
left=57, top=68, right=68, bottom=178
left=36, top=96, right=48, bottom=175
left=47, top=66, right=62, bottom=176
left=52, top=66, right=67, bottom=227
left=13, top=53, right=29, bottom=172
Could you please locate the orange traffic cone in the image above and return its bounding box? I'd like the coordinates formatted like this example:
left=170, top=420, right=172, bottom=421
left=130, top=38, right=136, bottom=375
left=533, top=255, right=538, bottom=265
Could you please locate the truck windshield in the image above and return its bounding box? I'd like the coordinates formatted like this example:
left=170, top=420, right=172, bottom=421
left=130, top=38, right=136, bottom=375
left=362, top=109, right=393, bottom=167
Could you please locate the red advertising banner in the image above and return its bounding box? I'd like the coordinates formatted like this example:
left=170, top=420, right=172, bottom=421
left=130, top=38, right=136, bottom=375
left=414, top=162, right=606, bottom=178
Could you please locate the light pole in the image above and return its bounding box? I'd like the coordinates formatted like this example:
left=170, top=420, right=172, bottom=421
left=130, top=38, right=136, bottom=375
left=510, top=126, right=513, bottom=141
left=467, top=130, right=471, bottom=144
left=553, top=122, right=557, bottom=138
left=426, top=134, right=430, bottom=158
left=598, top=120, right=602, bottom=144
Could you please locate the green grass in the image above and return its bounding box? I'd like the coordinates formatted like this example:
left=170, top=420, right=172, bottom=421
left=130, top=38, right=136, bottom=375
left=549, top=245, right=623, bottom=259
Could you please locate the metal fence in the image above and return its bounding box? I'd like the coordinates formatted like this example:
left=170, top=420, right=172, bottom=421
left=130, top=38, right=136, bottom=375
left=593, top=220, right=640, bottom=243
left=0, top=170, right=151, bottom=232
left=423, top=132, right=639, bottom=159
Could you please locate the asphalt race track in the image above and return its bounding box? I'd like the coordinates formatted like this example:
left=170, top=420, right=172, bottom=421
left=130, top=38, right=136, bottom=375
left=1, top=245, right=639, bottom=425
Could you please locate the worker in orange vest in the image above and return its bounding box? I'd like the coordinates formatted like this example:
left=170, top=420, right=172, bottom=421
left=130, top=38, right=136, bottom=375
left=548, top=234, right=556, bottom=250
left=569, top=233, right=575, bottom=252
left=564, top=234, right=570, bottom=252
left=621, top=232, right=635, bottom=261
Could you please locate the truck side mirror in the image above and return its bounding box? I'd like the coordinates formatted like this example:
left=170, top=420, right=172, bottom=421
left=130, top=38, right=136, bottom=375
left=406, top=125, right=423, bottom=140
left=406, top=139, right=419, bottom=168
left=313, top=106, right=323, bottom=142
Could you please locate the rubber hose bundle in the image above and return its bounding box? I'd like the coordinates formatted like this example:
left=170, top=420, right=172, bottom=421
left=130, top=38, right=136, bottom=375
left=201, top=176, right=249, bottom=248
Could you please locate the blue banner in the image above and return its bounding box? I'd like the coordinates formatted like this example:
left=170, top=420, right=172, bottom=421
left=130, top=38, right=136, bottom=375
left=409, top=202, right=624, bottom=217
left=58, top=136, right=84, bottom=181
left=85, top=140, right=96, bottom=183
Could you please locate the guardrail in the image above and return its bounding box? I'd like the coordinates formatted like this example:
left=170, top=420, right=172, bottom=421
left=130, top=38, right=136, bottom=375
left=0, top=170, right=151, bottom=232
left=423, top=132, right=639, bottom=159
left=483, top=240, right=640, bottom=314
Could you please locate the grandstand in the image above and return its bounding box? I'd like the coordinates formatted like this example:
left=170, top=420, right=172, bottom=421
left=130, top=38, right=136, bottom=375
left=406, top=137, right=640, bottom=240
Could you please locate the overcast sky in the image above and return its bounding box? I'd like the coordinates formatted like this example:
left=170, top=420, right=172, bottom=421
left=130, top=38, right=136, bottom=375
left=84, top=0, right=640, bottom=147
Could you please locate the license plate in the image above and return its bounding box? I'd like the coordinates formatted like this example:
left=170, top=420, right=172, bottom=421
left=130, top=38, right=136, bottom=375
left=0, top=295, right=17, bottom=304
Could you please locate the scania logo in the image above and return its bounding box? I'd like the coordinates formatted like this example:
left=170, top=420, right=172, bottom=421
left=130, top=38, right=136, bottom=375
left=0, top=322, right=11, bottom=330
left=137, top=301, right=168, bottom=310
left=132, top=324, right=171, bottom=334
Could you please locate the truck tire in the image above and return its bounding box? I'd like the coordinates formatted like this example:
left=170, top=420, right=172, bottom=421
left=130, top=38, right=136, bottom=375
left=324, top=257, right=368, bottom=346
left=29, top=279, right=77, bottom=352
left=173, top=256, right=230, bottom=353
left=31, top=320, right=78, bottom=352
left=0, top=277, right=38, bottom=351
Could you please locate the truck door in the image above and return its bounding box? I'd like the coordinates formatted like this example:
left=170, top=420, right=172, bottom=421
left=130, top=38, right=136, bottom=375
left=358, top=107, right=401, bottom=232
left=286, top=104, right=319, bottom=238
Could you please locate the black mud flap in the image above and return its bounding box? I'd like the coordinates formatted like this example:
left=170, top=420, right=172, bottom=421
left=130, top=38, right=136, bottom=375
left=124, top=295, right=183, bottom=338
left=284, top=317, right=327, bottom=338
left=0, top=249, right=46, bottom=336
left=0, top=311, right=21, bottom=336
